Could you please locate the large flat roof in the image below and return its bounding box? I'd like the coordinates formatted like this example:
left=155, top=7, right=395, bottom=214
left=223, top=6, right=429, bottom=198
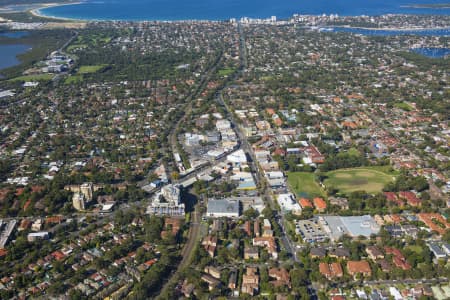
left=207, top=199, right=239, bottom=215
left=323, top=215, right=380, bottom=240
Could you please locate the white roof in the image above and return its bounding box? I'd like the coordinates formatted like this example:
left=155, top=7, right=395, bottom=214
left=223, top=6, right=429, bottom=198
left=28, top=232, right=49, bottom=237
left=389, top=287, right=403, bottom=300
left=266, top=171, right=284, bottom=179
left=227, top=149, right=247, bottom=163
left=277, top=193, right=301, bottom=211
left=302, top=157, right=313, bottom=164
left=207, top=149, right=226, bottom=157
left=102, top=203, right=115, bottom=211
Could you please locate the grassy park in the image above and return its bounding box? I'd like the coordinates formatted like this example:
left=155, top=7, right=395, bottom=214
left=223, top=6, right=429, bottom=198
left=218, top=68, right=235, bottom=76
left=77, top=65, right=107, bottom=74
left=324, top=166, right=397, bottom=195
left=9, top=74, right=54, bottom=82
left=287, top=172, right=326, bottom=199
left=65, top=75, right=83, bottom=84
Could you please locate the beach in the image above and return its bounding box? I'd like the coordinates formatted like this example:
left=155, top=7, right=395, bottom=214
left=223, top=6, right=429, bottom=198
left=29, top=2, right=85, bottom=22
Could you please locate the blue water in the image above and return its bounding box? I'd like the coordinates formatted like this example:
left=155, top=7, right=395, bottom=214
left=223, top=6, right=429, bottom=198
left=331, top=27, right=450, bottom=36
left=411, top=47, right=450, bottom=58
left=0, top=44, right=30, bottom=70
left=40, top=0, right=450, bottom=21
left=0, top=31, right=29, bottom=39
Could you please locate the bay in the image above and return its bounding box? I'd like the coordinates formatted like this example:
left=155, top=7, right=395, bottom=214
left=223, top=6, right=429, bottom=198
left=410, top=47, right=450, bottom=58
left=0, top=44, right=30, bottom=70
left=0, top=31, right=29, bottom=39
left=40, top=0, right=450, bottom=21
left=330, top=27, right=450, bottom=36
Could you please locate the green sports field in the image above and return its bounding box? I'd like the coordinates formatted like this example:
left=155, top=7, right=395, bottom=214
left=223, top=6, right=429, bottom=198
left=287, top=172, right=326, bottom=199
left=218, top=68, right=235, bottom=76
left=324, top=167, right=397, bottom=195
left=9, top=74, right=54, bottom=82
left=77, top=65, right=107, bottom=74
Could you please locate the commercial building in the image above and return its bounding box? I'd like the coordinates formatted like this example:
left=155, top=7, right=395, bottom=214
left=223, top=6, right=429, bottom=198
left=239, top=196, right=265, bottom=213
left=227, top=149, right=247, bottom=165
left=28, top=232, right=50, bottom=242
left=322, top=215, right=380, bottom=241
left=277, top=193, right=302, bottom=214
left=206, top=199, right=240, bottom=218
left=296, top=219, right=329, bottom=243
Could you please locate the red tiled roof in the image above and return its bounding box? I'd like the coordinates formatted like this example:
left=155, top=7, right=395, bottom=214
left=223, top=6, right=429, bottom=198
left=46, top=216, right=63, bottom=224
left=15, top=188, right=25, bottom=196
left=417, top=213, right=450, bottom=235
left=313, top=197, right=327, bottom=210
left=0, top=248, right=7, bottom=257
left=299, top=198, right=313, bottom=208
left=144, top=258, right=158, bottom=267
left=51, top=251, right=65, bottom=261
left=266, top=108, right=276, bottom=115
left=347, top=261, right=371, bottom=276
left=384, top=192, right=398, bottom=202
left=399, top=191, right=421, bottom=207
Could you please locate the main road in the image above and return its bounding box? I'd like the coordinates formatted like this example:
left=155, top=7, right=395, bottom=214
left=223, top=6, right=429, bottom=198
left=216, top=91, right=298, bottom=262
left=215, top=22, right=299, bottom=263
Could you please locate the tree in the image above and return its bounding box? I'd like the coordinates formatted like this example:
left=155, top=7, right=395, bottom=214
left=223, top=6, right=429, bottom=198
left=144, top=215, right=164, bottom=242
left=442, top=229, right=450, bottom=243
left=171, top=171, right=180, bottom=181
left=290, top=268, right=309, bottom=288
left=243, top=207, right=259, bottom=219
left=69, top=289, right=84, bottom=300
left=262, top=207, right=275, bottom=219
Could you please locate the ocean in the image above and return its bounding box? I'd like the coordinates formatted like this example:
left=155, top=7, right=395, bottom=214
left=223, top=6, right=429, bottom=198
left=40, top=0, right=450, bottom=21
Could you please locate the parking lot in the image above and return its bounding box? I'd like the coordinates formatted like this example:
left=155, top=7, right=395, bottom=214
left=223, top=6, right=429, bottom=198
left=295, top=218, right=329, bottom=243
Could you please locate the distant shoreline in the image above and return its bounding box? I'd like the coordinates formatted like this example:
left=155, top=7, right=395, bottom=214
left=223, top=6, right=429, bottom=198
left=329, top=25, right=450, bottom=31
left=29, top=2, right=86, bottom=22
left=401, top=4, right=450, bottom=9
left=26, top=1, right=450, bottom=24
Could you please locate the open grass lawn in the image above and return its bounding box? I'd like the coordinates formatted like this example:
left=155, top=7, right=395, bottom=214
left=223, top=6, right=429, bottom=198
left=66, top=44, right=88, bottom=52
left=287, top=172, right=326, bottom=199
left=394, top=102, right=413, bottom=111
left=406, top=245, right=423, bottom=254
left=218, top=68, right=235, bottom=76
left=9, top=74, right=53, bottom=82
left=65, top=75, right=83, bottom=84
left=324, top=167, right=397, bottom=195
left=77, top=65, right=107, bottom=74
left=360, top=165, right=400, bottom=176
